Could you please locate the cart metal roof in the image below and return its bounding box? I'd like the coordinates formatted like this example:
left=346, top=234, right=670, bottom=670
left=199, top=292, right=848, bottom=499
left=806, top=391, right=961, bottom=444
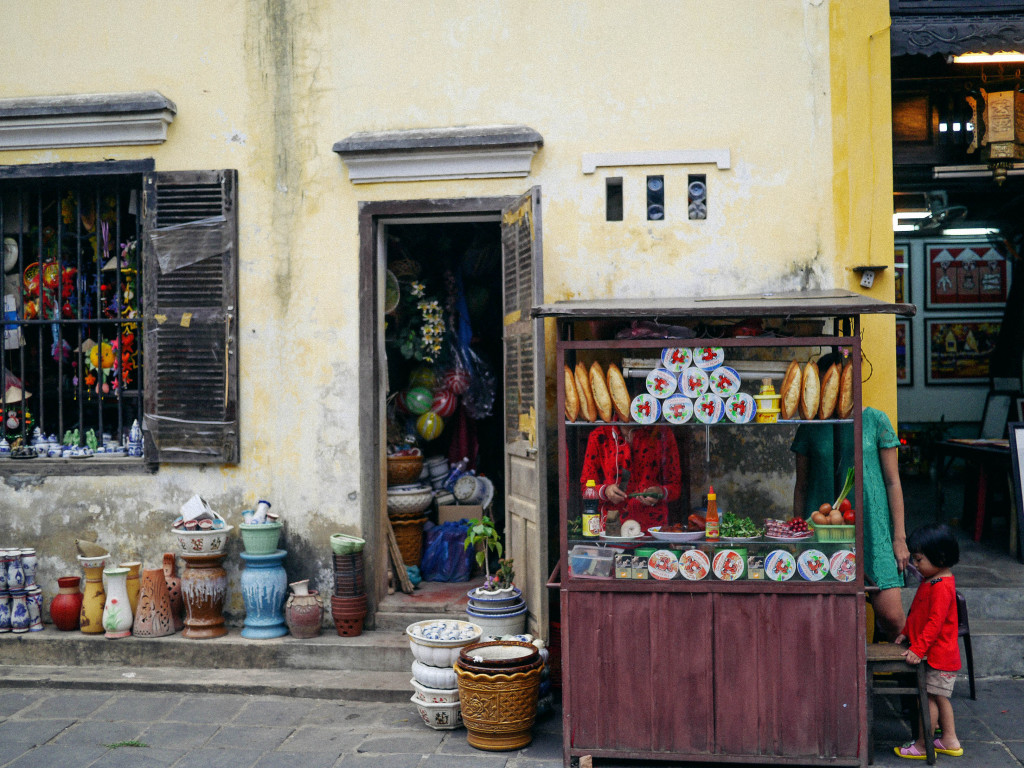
left=533, top=289, right=916, bottom=320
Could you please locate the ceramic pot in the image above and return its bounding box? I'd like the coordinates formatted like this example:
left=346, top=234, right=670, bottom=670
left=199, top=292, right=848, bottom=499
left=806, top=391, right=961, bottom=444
left=50, top=576, right=83, bottom=631
left=458, top=641, right=540, bottom=671
left=0, top=554, right=7, bottom=591
left=26, top=585, right=43, bottom=631
left=132, top=568, right=175, bottom=638
left=19, top=549, right=37, bottom=587
left=455, top=663, right=542, bottom=751
left=6, top=552, right=25, bottom=591
left=289, top=579, right=309, bottom=597
left=239, top=549, right=288, bottom=639
left=0, top=592, right=10, bottom=632
left=77, top=555, right=107, bottom=634
left=163, top=553, right=185, bottom=632
left=285, top=589, right=323, bottom=639
left=119, top=562, right=142, bottom=615
left=180, top=552, right=228, bottom=639
left=102, top=567, right=133, bottom=638
left=9, top=590, right=29, bottom=633
left=332, top=611, right=366, bottom=637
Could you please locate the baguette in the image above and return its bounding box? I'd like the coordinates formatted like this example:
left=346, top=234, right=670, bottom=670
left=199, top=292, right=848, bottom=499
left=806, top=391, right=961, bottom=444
left=574, top=361, right=597, bottom=422
left=606, top=363, right=631, bottom=422
left=799, top=361, right=821, bottom=421
left=838, top=361, right=855, bottom=419
left=564, top=364, right=580, bottom=421
left=589, top=361, right=613, bottom=422
left=780, top=360, right=802, bottom=420
left=818, top=362, right=840, bottom=420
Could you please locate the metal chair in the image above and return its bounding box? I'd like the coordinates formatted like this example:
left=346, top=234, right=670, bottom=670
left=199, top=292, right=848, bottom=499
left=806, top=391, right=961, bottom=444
left=866, top=643, right=935, bottom=765
left=957, top=590, right=976, bottom=700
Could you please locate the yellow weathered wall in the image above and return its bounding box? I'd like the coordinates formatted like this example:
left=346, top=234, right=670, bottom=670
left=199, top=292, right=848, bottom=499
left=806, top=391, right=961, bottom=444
left=0, top=0, right=895, bottom=612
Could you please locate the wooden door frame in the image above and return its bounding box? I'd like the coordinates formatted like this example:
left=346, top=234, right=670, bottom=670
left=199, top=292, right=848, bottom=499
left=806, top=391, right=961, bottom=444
left=358, top=196, right=518, bottom=621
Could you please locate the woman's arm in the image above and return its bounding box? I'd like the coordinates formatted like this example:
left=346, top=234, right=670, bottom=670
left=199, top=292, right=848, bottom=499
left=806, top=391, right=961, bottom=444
left=879, top=446, right=909, bottom=573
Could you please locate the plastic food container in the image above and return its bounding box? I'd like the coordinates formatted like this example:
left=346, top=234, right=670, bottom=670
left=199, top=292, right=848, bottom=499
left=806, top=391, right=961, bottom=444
left=568, top=545, right=617, bottom=578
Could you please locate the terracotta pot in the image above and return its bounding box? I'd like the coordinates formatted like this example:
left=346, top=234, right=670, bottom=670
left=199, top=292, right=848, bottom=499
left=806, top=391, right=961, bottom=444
left=132, top=568, right=175, bottom=638
left=119, top=561, right=142, bottom=615
left=285, top=590, right=324, bottom=639
left=180, top=552, right=228, bottom=639
left=333, top=611, right=365, bottom=637
left=330, top=596, right=367, bottom=613
left=162, top=553, right=185, bottom=632
left=49, top=576, right=83, bottom=631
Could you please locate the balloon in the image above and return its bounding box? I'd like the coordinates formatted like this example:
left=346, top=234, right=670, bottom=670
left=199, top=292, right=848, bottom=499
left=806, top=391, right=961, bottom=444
left=431, top=388, right=458, bottom=419
left=408, top=366, right=436, bottom=390
left=416, top=411, right=444, bottom=441
left=442, top=368, right=471, bottom=395
left=405, top=387, right=433, bottom=415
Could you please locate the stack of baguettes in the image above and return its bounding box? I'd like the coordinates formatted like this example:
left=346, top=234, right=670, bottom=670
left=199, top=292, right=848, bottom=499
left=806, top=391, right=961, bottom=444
left=563, top=361, right=631, bottom=422
left=779, top=357, right=854, bottom=421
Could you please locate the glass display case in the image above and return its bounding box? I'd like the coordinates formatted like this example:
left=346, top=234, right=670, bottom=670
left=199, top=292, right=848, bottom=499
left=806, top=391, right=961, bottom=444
left=540, top=292, right=914, bottom=768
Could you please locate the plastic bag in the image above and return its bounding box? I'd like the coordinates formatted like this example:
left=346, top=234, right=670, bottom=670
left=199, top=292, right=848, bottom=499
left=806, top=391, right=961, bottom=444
left=420, top=520, right=474, bottom=582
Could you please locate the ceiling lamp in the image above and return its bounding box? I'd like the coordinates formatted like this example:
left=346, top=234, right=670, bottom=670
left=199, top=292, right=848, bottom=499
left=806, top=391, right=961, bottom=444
left=966, top=88, right=1024, bottom=184
left=951, top=51, right=1024, bottom=65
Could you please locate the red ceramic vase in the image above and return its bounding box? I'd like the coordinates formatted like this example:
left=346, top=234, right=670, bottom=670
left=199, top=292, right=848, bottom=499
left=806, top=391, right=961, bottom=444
left=49, top=576, right=83, bottom=631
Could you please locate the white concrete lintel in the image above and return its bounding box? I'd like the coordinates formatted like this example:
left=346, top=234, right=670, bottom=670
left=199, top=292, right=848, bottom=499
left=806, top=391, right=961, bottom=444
left=0, top=110, right=176, bottom=150
left=343, top=147, right=539, bottom=184
left=581, top=149, right=731, bottom=174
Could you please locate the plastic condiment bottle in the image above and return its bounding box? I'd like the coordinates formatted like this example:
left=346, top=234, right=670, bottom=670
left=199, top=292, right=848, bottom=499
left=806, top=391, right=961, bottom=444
left=582, top=480, right=600, bottom=538
left=705, top=486, right=720, bottom=541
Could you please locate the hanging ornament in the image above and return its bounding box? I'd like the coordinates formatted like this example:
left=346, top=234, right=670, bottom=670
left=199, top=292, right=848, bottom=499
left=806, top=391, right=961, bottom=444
left=405, top=387, right=433, bottom=415
left=408, top=366, right=436, bottom=390
left=416, top=411, right=444, bottom=441
left=441, top=368, right=471, bottom=395
left=431, top=388, right=458, bottom=419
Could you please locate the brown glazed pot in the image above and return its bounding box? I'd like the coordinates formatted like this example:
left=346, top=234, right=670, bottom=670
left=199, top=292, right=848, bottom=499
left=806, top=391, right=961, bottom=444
left=179, top=552, right=228, bottom=639
left=132, top=568, right=176, bottom=638
left=162, top=553, right=185, bottom=632
left=455, top=663, right=542, bottom=751
left=285, top=590, right=323, bottom=639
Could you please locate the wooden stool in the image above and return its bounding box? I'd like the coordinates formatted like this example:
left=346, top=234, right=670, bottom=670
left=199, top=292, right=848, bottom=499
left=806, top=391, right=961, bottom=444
left=866, top=643, right=935, bottom=765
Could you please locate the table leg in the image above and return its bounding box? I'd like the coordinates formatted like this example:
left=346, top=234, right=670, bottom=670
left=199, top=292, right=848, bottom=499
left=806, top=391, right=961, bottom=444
left=975, top=464, right=988, bottom=543
left=917, top=664, right=935, bottom=765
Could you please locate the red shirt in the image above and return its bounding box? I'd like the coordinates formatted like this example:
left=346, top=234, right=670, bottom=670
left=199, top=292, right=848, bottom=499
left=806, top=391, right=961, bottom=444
left=901, top=575, right=960, bottom=672
left=579, top=426, right=681, bottom=532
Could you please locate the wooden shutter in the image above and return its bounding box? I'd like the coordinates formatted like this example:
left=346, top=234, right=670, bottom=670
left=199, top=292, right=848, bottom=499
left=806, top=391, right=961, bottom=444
left=142, top=170, right=239, bottom=463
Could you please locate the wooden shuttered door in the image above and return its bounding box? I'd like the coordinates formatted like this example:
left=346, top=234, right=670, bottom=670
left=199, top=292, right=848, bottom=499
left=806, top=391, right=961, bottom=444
left=142, top=170, right=239, bottom=463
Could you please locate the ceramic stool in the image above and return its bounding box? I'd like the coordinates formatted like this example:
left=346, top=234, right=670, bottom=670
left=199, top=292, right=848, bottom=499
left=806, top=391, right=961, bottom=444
left=180, top=552, right=228, bottom=639
left=240, top=549, right=288, bottom=639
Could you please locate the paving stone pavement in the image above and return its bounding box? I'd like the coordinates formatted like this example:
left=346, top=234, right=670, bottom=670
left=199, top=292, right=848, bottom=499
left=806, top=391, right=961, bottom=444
left=0, top=678, right=1020, bottom=767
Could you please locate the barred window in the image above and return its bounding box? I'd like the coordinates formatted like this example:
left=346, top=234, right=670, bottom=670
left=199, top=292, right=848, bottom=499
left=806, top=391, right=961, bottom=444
left=1, top=174, right=145, bottom=459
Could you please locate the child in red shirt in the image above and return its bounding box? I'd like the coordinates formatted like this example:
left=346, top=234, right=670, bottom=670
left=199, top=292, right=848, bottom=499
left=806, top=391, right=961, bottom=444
left=894, top=523, right=963, bottom=760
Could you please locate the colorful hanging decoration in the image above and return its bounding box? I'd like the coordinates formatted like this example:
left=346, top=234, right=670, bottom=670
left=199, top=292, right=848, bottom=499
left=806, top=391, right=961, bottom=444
left=405, top=386, right=433, bottom=415
left=431, top=387, right=458, bottom=419
left=416, top=411, right=444, bottom=441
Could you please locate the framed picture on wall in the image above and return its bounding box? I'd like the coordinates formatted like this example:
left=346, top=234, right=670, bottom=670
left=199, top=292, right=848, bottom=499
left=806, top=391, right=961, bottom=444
left=926, top=318, right=1001, bottom=384
left=894, top=244, right=909, bottom=303
left=896, top=319, right=912, bottom=385
left=926, top=242, right=1011, bottom=310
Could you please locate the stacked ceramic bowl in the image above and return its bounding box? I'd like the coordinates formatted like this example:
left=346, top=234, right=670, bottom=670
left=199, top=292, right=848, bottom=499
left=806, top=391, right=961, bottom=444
left=331, top=536, right=367, bottom=637
left=407, top=618, right=482, bottom=730
left=465, top=585, right=528, bottom=637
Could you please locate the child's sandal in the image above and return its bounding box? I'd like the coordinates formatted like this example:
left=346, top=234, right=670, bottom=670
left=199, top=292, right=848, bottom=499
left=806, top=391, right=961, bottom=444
left=933, top=738, right=964, bottom=757
left=894, top=742, right=928, bottom=759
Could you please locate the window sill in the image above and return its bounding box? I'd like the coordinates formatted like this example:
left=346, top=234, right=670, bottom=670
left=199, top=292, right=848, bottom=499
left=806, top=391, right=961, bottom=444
left=0, top=457, right=157, bottom=478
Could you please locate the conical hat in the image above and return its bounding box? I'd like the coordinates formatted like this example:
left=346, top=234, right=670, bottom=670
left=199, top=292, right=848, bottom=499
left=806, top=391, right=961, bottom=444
left=2, top=386, right=30, bottom=404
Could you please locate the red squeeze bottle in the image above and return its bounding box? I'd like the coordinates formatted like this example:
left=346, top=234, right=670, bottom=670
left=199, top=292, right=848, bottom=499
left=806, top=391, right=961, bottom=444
left=705, top=486, right=719, bottom=541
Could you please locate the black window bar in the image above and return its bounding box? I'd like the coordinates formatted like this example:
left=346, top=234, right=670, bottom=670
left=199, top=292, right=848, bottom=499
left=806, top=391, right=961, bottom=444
left=0, top=176, right=144, bottom=458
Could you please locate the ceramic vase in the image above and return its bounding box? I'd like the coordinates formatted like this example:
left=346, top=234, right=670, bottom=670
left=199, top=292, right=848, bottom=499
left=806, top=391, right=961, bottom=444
left=19, top=549, right=37, bottom=587
left=102, top=567, right=133, bottom=638
left=0, top=555, right=7, bottom=591
left=78, top=555, right=107, bottom=634
left=0, top=592, right=10, bottom=632
left=163, top=553, right=185, bottom=632
left=240, top=549, right=288, bottom=639
left=132, top=568, right=176, bottom=638
left=119, top=561, right=142, bottom=615
left=180, top=552, right=228, bottom=639
left=6, top=552, right=25, bottom=591
left=9, top=590, right=29, bottom=633
left=26, top=585, right=43, bottom=631
left=50, top=576, right=83, bottom=631
left=285, top=589, right=323, bottom=639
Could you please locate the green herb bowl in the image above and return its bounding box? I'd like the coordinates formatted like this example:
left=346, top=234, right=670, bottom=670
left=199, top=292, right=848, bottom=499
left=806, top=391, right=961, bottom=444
left=239, top=522, right=283, bottom=554
left=330, top=533, right=366, bottom=555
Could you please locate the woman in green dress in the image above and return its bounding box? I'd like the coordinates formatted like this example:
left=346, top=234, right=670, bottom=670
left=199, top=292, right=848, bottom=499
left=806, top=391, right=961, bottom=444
left=792, top=403, right=910, bottom=640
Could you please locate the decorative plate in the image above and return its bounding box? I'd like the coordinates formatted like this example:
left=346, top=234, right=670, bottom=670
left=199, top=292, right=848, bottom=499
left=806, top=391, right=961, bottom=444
left=647, top=527, right=704, bottom=542
left=645, top=368, right=677, bottom=399
left=678, top=367, right=709, bottom=398
left=712, top=549, right=745, bottom=581
left=661, top=347, right=692, bottom=372
left=829, top=550, right=857, bottom=582
left=695, top=346, right=725, bottom=371
left=797, top=549, right=829, bottom=581
left=630, top=394, right=661, bottom=424
left=694, top=393, right=725, bottom=424
left=708, top=366, right=742, bottom=398
left=647, top=549, right=679, bottom=580
left=599, top=533, right=642, bottom=543
left=719, top=535, right=761, bottom=543
left=725, top=393, right=756, bottom=424
left=662, top=395, right=693, bottom=424
left=765, top=550, right=796, bottom=581
left=765, top=532, right=814, bottom=542
left=678, top=549, right=710, bottom=580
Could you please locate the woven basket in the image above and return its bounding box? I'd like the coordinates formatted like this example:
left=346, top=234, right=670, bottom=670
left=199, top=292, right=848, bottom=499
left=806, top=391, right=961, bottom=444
left=455, top=664, right=542, bottom=751
left=392, top=516, right=427, bottom=566
left=388, top=455, right=424, bottom=486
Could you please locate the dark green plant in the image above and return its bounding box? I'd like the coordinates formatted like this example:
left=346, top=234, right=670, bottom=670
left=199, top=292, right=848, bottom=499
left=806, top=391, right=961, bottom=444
left=463, top=515, right=502, bottom=581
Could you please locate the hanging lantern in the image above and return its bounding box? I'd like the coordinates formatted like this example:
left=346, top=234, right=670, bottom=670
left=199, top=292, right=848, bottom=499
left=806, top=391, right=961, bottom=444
left=969, top=88, right=1024, bottom=185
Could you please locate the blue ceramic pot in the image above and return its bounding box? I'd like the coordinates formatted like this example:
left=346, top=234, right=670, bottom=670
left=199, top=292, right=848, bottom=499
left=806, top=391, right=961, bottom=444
left=240, top=549, right=288, bottom=639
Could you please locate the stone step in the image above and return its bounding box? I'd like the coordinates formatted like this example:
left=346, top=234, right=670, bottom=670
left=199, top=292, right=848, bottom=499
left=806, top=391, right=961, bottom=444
left=957, top=587, right=1024, bottom=621
left=966, top=619, right=1024, bottom=678
left=374, top=608, right=467, bottom=633
left=0, top=628, right=414, bottom=674
left=0, top=663, right=413, bottom=702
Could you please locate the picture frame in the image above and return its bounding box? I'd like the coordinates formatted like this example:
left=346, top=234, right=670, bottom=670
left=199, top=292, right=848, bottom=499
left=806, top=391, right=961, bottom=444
left=895, top=319, right=912, bottom=386
left=1008, top=423, right=1024, bottom=562
left=925, top=242, right=1011, bottom=310
left=894, top=244, right=909, bottom=304
left=925, top=318, right=1001, bottom=385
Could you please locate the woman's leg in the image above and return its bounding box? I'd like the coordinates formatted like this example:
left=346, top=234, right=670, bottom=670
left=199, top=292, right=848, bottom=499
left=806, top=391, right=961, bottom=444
left=871, top=587, right=906, bottom=641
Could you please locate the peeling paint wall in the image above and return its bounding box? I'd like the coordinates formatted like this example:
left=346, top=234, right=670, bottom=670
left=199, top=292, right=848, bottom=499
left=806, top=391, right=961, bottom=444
left=0, top=0, right=894, bottom=616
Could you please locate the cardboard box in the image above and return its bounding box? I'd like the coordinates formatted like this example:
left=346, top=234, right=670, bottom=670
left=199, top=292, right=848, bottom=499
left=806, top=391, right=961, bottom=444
left=437, top=504, right=483, bottom=525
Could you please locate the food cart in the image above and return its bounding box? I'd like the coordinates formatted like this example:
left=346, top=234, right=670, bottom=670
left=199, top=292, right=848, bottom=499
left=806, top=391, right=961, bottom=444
left=538, top=290, right=914, bottom=767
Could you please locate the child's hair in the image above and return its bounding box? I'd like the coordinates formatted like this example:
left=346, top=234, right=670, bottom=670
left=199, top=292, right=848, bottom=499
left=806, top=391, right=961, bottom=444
left=907, top=523, right=960, bottom=568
